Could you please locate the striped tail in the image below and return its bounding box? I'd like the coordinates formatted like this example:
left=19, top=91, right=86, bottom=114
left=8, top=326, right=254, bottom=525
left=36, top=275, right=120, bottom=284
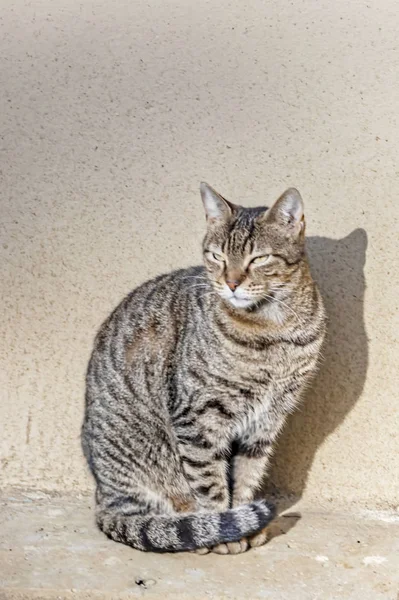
left=97, top=499, right=275, bottom=553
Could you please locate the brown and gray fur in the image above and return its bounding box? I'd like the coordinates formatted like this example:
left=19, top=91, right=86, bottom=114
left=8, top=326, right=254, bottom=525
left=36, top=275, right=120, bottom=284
left=82, top=184, right=326, bottom=554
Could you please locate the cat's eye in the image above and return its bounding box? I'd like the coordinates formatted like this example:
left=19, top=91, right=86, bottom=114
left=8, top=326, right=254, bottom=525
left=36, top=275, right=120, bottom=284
left=212, top=252, right=224, bottom=262
left=251, top=255, right=270, bottom=266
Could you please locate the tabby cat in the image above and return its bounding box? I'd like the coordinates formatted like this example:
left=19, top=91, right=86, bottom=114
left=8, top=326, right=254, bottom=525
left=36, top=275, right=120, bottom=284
left=82, top=183, right=326, bottom=554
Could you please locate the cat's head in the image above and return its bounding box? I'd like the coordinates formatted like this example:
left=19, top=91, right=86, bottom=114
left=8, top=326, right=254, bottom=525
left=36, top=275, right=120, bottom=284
left=200, top=183, right=306, bottom=309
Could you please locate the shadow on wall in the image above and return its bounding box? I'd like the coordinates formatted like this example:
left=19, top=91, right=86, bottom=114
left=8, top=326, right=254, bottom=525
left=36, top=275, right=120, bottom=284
left=267, top=229, right=368, bottom=506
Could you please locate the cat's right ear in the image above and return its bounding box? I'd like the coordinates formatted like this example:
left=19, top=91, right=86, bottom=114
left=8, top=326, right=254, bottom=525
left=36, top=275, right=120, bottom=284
left=200, top=182, right=235, bottom=223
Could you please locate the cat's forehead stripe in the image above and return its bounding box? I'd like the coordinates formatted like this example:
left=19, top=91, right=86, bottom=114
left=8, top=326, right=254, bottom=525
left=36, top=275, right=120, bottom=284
left=224, top=207, right=266, bottom=256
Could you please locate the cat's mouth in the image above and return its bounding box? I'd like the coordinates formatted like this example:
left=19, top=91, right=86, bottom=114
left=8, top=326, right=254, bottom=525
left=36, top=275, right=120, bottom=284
left=221, top=287, right=277, bottom=310
left=213, top=281, right=266, bottom=309
left=227, top=296, right=255, bottom=309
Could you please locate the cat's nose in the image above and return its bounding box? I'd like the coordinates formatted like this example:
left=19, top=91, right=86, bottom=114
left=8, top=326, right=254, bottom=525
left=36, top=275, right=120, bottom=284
left=226, top=280, right=240, bottom=291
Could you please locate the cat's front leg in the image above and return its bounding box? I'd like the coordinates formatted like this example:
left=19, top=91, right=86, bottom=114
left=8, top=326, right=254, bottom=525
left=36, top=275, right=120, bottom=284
left=230, top=444, right=273, bottom=550
left=232, top=408, right=286, bottom=508
left=232, top=440, right=273, bottom=508
left=231, top=419, right=284, bottom=549
left=178, top=442, right=230, bottom=512
left=179, top=437, right=249, bottom=556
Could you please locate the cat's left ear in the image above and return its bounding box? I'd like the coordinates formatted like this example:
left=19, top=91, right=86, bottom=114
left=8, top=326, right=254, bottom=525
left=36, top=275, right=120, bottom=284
left=265, top=188, right=305, bottom=237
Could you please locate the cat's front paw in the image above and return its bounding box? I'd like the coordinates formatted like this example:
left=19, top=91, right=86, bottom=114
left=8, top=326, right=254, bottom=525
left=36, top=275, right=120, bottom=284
left=195, top=538, right=249, bottom=555
left=248, top=526, right=271, bottom=548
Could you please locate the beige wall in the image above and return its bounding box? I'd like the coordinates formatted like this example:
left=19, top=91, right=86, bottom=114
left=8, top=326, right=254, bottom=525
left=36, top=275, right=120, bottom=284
left=1, top=0, right=398, bottom=509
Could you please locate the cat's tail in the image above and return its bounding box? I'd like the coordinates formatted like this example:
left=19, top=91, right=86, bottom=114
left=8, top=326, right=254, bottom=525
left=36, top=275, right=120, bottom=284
left=97, top=499, right=275, bottom=553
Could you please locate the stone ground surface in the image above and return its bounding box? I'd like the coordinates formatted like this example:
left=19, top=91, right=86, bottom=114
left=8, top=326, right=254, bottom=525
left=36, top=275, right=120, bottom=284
left=0, top=493, right=398, bottom=600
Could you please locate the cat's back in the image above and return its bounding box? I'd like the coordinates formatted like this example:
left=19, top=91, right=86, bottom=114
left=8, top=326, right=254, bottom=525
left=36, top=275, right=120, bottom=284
left=89, top=265, right=208, bottom=363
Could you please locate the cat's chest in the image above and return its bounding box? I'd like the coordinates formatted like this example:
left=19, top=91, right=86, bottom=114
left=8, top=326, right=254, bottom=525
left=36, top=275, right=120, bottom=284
left=221, top=342, right=300, bottom=384
left=193, top=381, right=279, bottom=444
left=211, top=344, right=304, bottom=415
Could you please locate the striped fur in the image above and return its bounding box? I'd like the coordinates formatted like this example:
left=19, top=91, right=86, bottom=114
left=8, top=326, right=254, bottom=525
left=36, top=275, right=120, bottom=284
left=82, top=184, right=326, bottom=553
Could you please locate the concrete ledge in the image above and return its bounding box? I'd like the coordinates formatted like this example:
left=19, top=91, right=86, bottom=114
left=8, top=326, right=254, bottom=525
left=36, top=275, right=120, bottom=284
left=1, top=493, right=398, bottom=600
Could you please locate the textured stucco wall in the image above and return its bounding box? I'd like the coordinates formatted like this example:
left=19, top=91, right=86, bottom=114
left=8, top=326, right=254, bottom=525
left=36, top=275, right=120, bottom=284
left=1, top=0, right=398, bottom=509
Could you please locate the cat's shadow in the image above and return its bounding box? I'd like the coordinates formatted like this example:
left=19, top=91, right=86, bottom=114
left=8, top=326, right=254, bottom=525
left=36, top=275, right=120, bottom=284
left=266, top=229, right=368, bottom=511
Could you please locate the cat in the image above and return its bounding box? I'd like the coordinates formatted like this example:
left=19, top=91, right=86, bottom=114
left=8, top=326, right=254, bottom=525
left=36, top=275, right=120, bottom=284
left=82, top=183, right=326, bottom=554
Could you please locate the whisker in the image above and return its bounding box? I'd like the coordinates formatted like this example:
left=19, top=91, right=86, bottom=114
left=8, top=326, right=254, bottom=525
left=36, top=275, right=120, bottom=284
left=185, top=285, right=219, bottom=298
left=181, top=276, right=208, bottom=282
left=257, top=292, right=305, bottom=326
left=186, top=284, right=212, bottom=291
left=195, top=291, right=219, bottom=301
